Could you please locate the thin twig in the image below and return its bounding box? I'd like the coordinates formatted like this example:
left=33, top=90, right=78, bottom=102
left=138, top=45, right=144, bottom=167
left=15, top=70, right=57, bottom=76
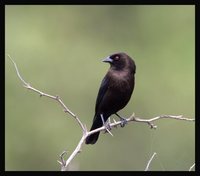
left=62, top=135, right=85, bottom=171
left=57, top=151, right=67, bottom=166
left=189, top=163, right=195, bottom=171
left=7, top=54, right=27, bottom=85
left=7, top=54, right=85, bottom=131
left=129, top=113, right=194, bottom=129
left=145, top=152, right=157, bottom=171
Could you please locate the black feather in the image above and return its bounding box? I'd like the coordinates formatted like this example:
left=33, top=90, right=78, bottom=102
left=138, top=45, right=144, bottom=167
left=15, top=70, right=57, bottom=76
left=85, top=52, right=136, bottom=144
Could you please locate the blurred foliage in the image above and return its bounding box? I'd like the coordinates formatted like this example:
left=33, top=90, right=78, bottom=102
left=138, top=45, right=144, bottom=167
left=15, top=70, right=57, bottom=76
left=5, top=5, right=194, bottom=171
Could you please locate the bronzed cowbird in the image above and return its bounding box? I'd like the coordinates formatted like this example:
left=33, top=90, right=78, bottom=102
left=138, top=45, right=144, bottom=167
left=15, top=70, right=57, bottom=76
left=85, top=52, right=136, bottom=144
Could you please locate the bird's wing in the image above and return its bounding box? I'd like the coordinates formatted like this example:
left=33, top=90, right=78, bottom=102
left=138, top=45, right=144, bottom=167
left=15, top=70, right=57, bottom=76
left=95, top=76, right=109, bottom=114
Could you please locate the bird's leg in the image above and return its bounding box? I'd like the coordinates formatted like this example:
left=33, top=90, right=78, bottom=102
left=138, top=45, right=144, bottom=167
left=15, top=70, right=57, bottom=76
left=115, top=113, right=127, bottom=127
left=100, top=114, right=111, bottom=131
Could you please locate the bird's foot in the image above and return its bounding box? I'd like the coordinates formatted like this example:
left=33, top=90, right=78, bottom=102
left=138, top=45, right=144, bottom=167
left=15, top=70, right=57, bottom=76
left=100, top=114, right=112, bottom=135
left=104, top=121, right=111, bottom=131
left=104, top=122, right=113, bottom=136
left=119, top=117, right=127, bottom=127
left=115, top=113, right=127, bottom=127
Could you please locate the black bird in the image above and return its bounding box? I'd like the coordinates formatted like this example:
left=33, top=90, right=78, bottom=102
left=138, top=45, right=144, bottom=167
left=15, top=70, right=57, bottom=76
left=85, top=52, right=136, bottom=144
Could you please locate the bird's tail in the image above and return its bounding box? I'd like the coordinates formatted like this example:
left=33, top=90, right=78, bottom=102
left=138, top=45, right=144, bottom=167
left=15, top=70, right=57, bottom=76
left=85, top=115, right=103, bottom=145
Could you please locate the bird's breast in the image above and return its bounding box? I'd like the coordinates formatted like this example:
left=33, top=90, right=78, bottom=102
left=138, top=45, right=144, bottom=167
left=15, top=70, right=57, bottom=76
left=109, top=70, right=134, bottom=92
left=97, top=69, right=135, bottom=115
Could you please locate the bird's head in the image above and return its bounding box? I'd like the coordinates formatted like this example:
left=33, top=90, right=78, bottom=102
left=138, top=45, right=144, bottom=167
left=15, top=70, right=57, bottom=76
left=102, top=52, right=136, bottom=73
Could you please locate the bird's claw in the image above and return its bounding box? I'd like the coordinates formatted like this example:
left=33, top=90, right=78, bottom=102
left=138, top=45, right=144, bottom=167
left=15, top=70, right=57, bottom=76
left=115, top=113, right=127, bottom=127
left=104, top=122, right=111, bottom=133
left=120, top=117, right=127, bottom=127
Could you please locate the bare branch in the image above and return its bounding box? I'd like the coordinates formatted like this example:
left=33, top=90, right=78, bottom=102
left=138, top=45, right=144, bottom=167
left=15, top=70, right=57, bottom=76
left=58, top=112, right=194, bottom=171
left=63, top=135, right=85, bottom=171
left=7, top=54, right=28, bottom=86
left=57, top=151, right=67, bottom=167
left=86, top=113, right=194, bottom=135
left=129, top=114, right=194, bottom=129
left=8, top=55, right=195, bottom=171
left=7, top=54, right=85, bottom=132
left=145, top=152, right=157, bottom=171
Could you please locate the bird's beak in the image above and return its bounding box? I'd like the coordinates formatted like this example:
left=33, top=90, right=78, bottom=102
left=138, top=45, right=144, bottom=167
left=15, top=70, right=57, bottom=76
left=102, top=56, right=113, bottom=63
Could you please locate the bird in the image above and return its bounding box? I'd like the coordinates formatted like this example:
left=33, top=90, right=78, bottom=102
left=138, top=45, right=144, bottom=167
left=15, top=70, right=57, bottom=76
left=85, top=52, right=136, bottom=145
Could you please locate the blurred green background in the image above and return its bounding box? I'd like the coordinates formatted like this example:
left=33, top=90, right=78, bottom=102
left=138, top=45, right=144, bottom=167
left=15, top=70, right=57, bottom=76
left=5, top=5, right=195, bottom=171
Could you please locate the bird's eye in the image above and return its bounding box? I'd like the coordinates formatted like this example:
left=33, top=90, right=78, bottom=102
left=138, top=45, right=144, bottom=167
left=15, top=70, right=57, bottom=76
left=114, top=55, right=120, bottom=61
